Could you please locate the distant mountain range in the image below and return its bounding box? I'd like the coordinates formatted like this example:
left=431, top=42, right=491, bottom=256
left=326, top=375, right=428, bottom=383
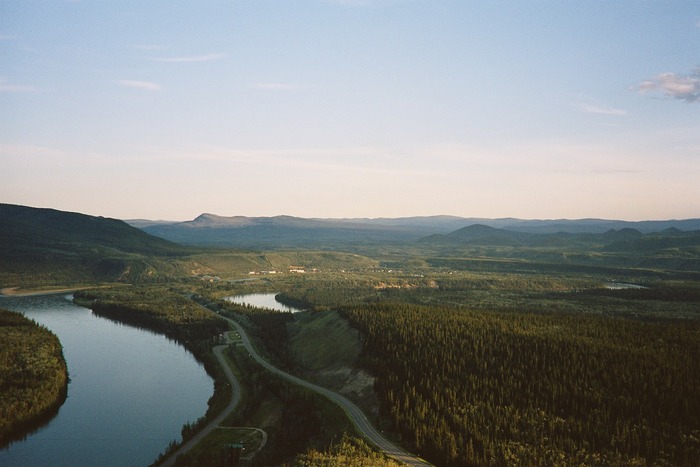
left=131, top=213, right=470, bottom=248
left=420, top=223, right=700, bottom=252
left=129, top=212, right=700, bottom=248
left=2, top=204, right=699, bottom=284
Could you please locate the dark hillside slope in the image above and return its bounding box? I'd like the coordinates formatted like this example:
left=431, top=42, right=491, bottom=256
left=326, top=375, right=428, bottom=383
left=497, top=218, right=700, bottom=234
left=419, top=224, right=546, bottom=247
left=0, top=204, right=187, bottom=256
left=417, top=223, right=700, bottom=273
left=604, top=229, right=700, bottom=252
left=0, top=204, right=191, bottom=286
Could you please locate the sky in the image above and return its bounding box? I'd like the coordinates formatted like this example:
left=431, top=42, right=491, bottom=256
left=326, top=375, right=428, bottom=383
left=1, top=1, right=699, bottom=221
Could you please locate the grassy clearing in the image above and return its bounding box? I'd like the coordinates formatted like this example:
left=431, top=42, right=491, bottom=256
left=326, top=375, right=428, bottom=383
left=286, top=310, right=380, bottom=417
left=173, top=427, right=264, bottom=466
left=288, top=310, right=361, bottom=371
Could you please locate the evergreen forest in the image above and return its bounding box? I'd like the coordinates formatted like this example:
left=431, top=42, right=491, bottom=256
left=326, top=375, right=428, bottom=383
left=0, top=308, right=68, bottom=447
left=346, top=303, right=699, bottom=466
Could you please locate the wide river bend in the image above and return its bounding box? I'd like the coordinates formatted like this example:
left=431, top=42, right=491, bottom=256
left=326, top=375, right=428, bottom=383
left=0, top=293, right=213, bottom=467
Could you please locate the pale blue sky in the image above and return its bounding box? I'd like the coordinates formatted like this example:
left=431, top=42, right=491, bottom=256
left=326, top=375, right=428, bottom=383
left=2, top=1, right=699, bottom=221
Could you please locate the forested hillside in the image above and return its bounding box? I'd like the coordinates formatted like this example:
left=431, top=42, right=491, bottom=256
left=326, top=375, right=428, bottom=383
left=0, top=204, right=192, bottom=286
left=0, top=204, right=186, bottom=255
left=345, top=303, right=699, bottom=466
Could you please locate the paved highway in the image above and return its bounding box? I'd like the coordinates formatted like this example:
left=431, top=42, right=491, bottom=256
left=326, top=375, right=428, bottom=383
left=221, top=315, right=431, bottom=466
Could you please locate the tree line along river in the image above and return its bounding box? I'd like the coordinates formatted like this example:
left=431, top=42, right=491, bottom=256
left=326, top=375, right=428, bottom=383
left=0, top=293, right=213, bottom=467
left=3, top=292, right=430, bottom=466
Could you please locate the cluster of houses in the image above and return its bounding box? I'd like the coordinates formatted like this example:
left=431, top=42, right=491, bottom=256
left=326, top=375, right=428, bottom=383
left=247, top=266, right=318, bottom=275
left=247, top=270, right=279, bottom=275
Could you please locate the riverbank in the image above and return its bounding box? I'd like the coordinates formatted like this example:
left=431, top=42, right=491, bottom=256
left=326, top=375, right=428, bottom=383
left=0, top=284, right=123, bottom=297
left=72, top=286, right=231, bottom=461
left=0, top=308, right=68, bottom=449
left=158, top=331, right=243, bottom=466
left=1, top=287, right=82, bottom=297
left=0, top=292, right=214, bottom=466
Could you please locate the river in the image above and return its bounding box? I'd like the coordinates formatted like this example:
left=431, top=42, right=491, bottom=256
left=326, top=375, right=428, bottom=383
left=0, top=293, right=213, bottom=467
left=224, top=292, right=303, bottom=313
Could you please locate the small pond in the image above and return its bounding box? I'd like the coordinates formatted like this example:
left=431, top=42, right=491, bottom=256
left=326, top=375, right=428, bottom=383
left=224, top=293, right=303, bottom=313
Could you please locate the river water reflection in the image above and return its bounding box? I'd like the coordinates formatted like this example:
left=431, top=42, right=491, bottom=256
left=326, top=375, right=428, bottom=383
left=224, top=292, right=303, bottom=313
left=0, top=293, right=213, bottom=467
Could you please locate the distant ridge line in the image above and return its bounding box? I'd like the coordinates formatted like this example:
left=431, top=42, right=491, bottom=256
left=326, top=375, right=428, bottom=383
left=125, top=211, right=700, bottom=248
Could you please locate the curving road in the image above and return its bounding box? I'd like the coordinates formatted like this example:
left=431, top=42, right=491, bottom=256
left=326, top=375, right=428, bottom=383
left=160, top=337, right=241, bottom=466
left=221, top=315, right=431, bottom=466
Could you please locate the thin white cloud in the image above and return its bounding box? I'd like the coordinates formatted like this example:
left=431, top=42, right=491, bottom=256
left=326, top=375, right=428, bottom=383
left=637, top=69, right=700, bottom=103
left=252, top=82, right=299, bottom=91
left=117, top=80, right=161, bottom=91
left=152, top=53, right=225, bottom=63
left=134, top=44, right=167, bottom=51
left=0, top=77, right=38, bottom=93
left=575, top=103, right=628, bottom=116
left=0, top=34, right=18, bottom=40
left=131, top=144, right=419, bottom=178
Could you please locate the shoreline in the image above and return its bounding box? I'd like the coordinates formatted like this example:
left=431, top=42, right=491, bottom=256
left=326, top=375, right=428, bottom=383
left=1, top=286, right=93, bottom=297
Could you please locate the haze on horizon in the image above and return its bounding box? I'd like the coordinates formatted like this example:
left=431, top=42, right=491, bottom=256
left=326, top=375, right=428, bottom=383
left=1, top=1, right=699, bottom=222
